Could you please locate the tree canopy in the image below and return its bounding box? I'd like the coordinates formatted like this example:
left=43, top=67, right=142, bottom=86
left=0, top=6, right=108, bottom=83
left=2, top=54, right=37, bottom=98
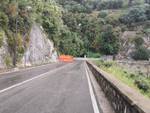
left=0, top=0, right=149, bottom=62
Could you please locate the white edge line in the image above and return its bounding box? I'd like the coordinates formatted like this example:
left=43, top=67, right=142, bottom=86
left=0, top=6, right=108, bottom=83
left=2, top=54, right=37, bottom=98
left=84, top=62, right=100, bottom=113
left=0, top=71, right=50, bottom=94
left=0, top=62, right=57, bottom=75
left=0, top=63, right=67, bottom=94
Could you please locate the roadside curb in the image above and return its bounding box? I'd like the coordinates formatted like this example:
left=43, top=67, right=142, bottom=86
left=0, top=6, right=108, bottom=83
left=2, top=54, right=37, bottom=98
left=0, top=62, right=58, bottom=76
left=85, top=62, right=115, bottom=113
left=87, top=61, right=150, bottom=113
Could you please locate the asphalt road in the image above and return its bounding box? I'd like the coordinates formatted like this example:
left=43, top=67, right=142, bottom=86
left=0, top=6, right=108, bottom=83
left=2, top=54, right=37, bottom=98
left=0, top=61, right=95, bottom=113
left=0, top=62, right=66, bottom=90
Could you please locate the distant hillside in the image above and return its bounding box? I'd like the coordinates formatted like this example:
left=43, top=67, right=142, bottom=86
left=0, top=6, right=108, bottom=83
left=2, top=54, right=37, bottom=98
left=56, top=0, right=150, bottom=59
left=0, top=0, right=150, bottom=68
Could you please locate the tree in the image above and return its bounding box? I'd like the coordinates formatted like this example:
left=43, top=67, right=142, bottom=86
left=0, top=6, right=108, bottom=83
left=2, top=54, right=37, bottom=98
left=0, top=0, right=32, bottom=66
left=145, top=0, right=150, bottom=4
left=98, top=25, right=120, bottom=55
left=132, top=35, right=150, bottom=60
left=131, top=47, right=150, bottom=60
left=38, top=1, right=63, bottom=43
left=59, top=30, right=85, bottom=56
left=128, top=0, right=134, bottom=6
left=62, top=12, right=105, bottom=54
left=106, top=14, right=120, bottom=26
left=0, top=12, right=8, bottom=29
left=134, top=37, right=144, bottom=48
left=63, top=1, right=88, bottom=13
left=120, top=7, right=147, bottom=25
left=0, top=31, right=4, bottom=48
left=97, top=0, right=123, bottom=10
left=145, top=5, right=150, bottom=20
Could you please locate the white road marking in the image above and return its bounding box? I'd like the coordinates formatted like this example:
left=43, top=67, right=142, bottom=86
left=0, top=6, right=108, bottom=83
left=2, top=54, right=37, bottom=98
left=84, top=63, right=100, bottom=113
left=0, top=63, right=68, bottom=94
left=0, top=62, right=57, bottom=75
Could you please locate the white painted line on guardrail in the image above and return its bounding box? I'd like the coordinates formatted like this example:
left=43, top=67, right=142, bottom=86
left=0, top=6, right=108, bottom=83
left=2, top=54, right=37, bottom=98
left=84, top=63, right=100, bottom=113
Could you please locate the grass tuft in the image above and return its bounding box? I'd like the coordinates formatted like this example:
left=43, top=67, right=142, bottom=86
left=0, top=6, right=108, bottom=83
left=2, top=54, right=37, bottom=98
left=93, top=60, right=150, bottom=98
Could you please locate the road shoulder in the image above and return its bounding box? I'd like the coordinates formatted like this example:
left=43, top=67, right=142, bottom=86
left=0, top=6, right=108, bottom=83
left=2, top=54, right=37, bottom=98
left=85, top=62, right=115, bottom=113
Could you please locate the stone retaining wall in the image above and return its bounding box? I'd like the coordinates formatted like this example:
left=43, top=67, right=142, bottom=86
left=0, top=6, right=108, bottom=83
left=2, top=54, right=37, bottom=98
left=87, top=61, right=150, bottom=113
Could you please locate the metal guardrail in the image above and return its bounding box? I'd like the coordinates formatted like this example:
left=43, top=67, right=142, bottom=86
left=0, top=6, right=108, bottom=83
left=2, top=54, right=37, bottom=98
left=86, top=61, right=150, bottom=113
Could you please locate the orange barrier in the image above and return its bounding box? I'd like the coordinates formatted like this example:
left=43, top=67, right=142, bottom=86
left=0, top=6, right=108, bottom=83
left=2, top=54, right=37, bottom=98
left=59, top=55, right=74, bottom=62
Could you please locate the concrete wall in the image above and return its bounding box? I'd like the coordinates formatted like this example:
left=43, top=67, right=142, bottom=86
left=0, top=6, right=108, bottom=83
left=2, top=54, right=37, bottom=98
left=87, top=61, right=150, bottom=113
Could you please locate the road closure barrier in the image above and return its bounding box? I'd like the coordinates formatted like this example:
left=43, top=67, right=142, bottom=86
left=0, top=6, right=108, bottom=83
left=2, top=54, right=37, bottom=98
left=59, top=55, right=74, bottom=62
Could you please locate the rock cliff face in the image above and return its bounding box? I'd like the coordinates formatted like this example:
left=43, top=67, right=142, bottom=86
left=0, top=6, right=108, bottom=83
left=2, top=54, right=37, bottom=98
left=117, top=31, right=150, bottom=60
left=22, top=24, right=58, bottom=66
left=117, top=31, right=136, bottom=59
left=0, top=34, right=9, bottom=68
left=0, top=24, right=58, bottom=68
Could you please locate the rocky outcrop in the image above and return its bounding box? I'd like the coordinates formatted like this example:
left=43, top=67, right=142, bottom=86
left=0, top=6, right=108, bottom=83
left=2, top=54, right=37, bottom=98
left=117, top=31, right=136, bottom=59
left=0, top=33, right=9, bottom=68
left=0, top=24, right=57, bottom=68
left=22, top=24, right=58, bottom=66
left=117, top=31, right=150, bottom=60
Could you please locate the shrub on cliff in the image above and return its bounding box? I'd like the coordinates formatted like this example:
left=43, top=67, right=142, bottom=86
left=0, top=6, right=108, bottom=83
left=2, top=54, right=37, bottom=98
left=131, top=47, right=150, bottom=60
left=0, top=31, right=4, bottom=48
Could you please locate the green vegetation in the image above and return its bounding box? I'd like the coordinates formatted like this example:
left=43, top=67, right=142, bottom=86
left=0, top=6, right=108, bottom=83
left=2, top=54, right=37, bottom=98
left=131, top=36, right=150, bottom=60
left=4, top=55, right=12, bottom=67
left=120, top=6, right=148, bottom=26
left=59, top=31, right=85, bottom=56
left=94, top=60, right=150, bottom=98
left=131, top=46, right=150, bottom=60
left=0, top=0, right=150, bottom=66
left=87, top=51, right=101, bottom=58
left=57, top=0, right=150, bottom=58
left=97, top=25, right=120, bottom=55
left=0, top=31, right=4, bottom=48
left=0, top=0, right=32, bottom=66
left=96, top=0, right=124, bottom=10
